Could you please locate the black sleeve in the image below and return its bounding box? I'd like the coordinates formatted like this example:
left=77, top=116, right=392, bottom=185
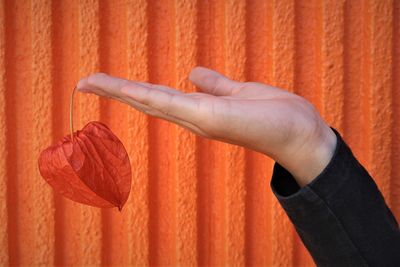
left=270, top=127, right=400, bottom=267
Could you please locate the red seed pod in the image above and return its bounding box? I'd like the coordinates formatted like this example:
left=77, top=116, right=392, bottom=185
left=38, top=87, right=131, bottom=210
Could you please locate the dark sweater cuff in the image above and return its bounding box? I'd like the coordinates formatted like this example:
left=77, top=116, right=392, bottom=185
left=270, top=127, right=342, bottom=209
left=270, top=127, right=400, bottom=266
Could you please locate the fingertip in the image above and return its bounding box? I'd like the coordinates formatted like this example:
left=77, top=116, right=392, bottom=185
left=189, top=66, right=211, bottom=87
left=189, top=66, right=224, bottom=92
left=189, top=66, right=212, bottom=83
left=188, top=66, right=240, bottom=96
left=76, top=78, right=92, bottom=93
left=87, top=72, right=109, bottom=86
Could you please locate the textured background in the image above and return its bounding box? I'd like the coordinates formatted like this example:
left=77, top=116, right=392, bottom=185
left=0, top=0, right=399, bottom=266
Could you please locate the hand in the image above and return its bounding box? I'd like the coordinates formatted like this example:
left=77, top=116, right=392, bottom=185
left=77, top=67, right=337, bottom=187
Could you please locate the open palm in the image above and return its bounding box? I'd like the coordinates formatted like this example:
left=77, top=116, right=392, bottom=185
left=77, top=67, right=336, bottom=186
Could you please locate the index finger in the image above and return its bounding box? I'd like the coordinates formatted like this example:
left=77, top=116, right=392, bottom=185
left=121, top=83, right=206, bottom=125
left=77, top=73, right=182, bottom=99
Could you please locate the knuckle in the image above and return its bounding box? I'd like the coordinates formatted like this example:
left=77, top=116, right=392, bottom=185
left=158, top=94, right=174, bottom=116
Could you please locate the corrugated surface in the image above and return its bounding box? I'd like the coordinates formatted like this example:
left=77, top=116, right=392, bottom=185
left=1, top=0, right=399, bottom=266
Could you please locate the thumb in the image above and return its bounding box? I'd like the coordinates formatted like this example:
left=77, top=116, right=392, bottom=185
left=189, top=66, right=241, bottom=96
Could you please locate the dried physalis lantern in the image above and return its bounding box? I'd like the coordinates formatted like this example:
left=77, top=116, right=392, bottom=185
left=38, top=87, right=132, bottom=211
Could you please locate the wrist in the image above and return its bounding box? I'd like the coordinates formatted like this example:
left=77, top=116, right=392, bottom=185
left=277, top=124, right=337, bottom=187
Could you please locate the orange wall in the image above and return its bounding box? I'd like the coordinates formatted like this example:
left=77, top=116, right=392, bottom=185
left=0, top=0, right=399, bottom=266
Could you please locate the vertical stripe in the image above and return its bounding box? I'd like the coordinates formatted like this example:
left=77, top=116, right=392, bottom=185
left=31, top=0, right=55, bottom=264
left=271, top=0, right=296, bottom=266
left=5, top=0, right=32, bottom=265
left=343, top=0, right=364, bottom=161
left=0, top=0, right=8, bottom=263
left=78, top=0, right=102, bottom=265
left=4, top=0, right=18, bottom=260
left=368, top=0, right=393, bottom=201
left=174, top=0, right=198, bottom=265
left=147, top=0, right=177, bottom=265
left=196, top=1, right=226, bottom=265
left=294, top=0, right=322, bottom=110
left=361, top=0, right=372, bottom=170
left=224, top=0, right=247, bottom=266
left=391, top=0, right=400, bottom=220
left=321, top=0, right=345, bottom=131
left=126, top=0, right=150, bottom=265
left=294, top=1, right=323, bottom=263
left=98, top=1, right=130, bottom=266
left=244, top=0, right=273, bottom=266
left=52, top=0, right=80, bottom=265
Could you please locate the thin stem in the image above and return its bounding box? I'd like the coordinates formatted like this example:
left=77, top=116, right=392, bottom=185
left=70, top=86, right=76, bottom=141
